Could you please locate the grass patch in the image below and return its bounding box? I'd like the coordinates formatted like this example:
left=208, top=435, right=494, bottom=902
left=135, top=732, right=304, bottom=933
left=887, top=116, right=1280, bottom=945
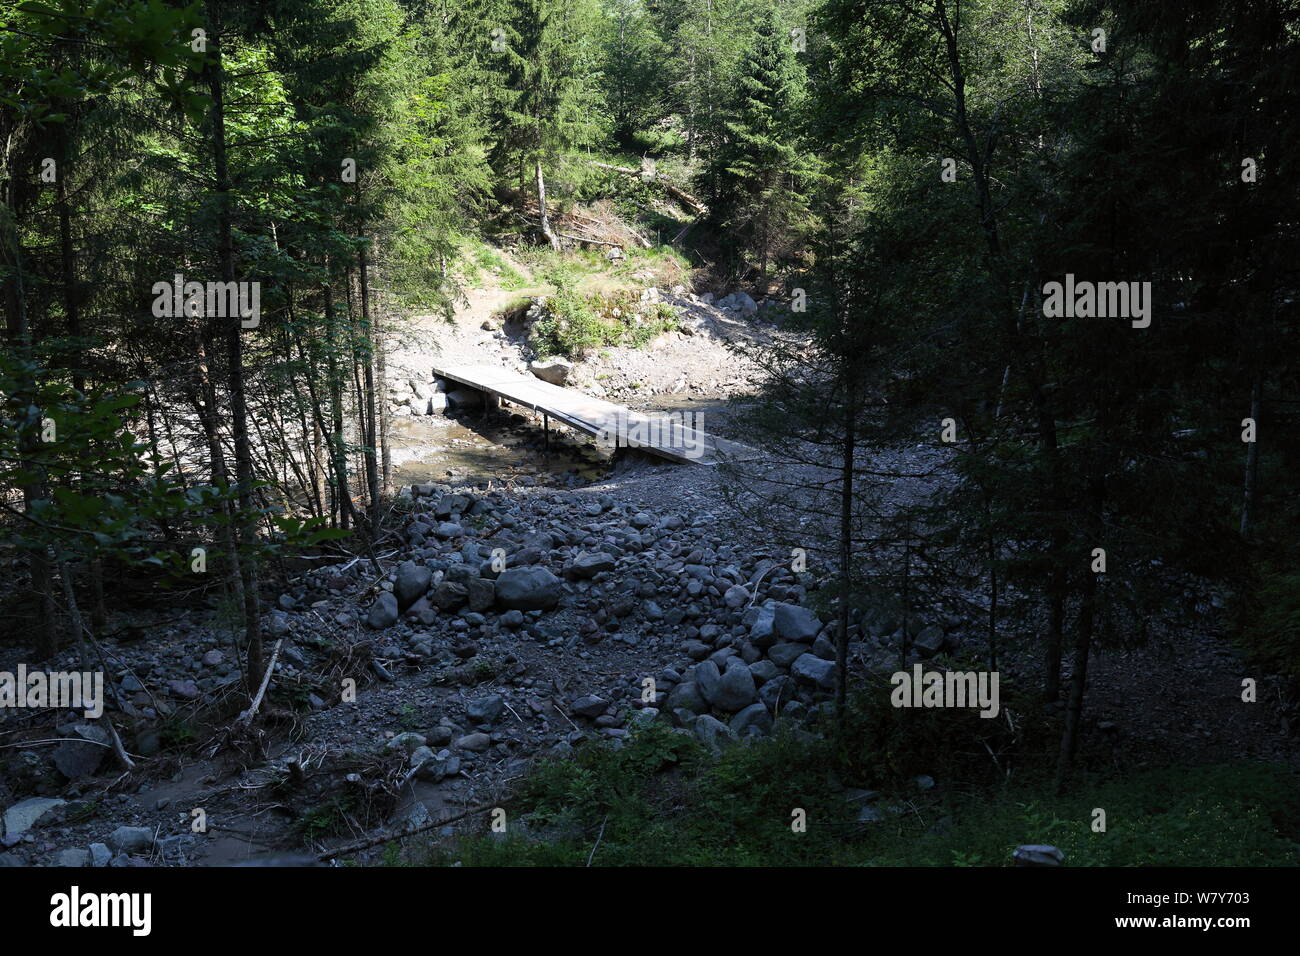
left=529, top=275, right=677, bottom=360
left=414, top=694, right=1300, bottom=867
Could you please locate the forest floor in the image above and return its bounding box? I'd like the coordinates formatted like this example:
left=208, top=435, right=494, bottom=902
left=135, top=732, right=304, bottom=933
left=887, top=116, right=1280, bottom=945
left=1, top=248, right=1295, bottom=868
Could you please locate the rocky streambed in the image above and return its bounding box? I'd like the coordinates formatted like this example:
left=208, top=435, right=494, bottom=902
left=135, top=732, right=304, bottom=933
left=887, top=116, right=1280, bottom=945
left=0, top=472, right=970, bottom=867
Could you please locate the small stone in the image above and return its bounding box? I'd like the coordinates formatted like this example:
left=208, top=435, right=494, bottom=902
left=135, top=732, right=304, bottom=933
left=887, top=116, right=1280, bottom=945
left=467, top=695, right=506, bottom=727
left=107, top=825, right=154, bottom=854
left=570, top=695, right=609, bottom=718
left=1013, top=845, right=1065, bottom=867
left=367, top=592, right=400, bottom=628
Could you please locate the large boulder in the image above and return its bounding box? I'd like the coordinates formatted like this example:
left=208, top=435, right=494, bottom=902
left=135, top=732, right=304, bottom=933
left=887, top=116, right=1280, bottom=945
left=393, top=560, right=432, bottom=612
left=711, top=659, right=758, bottom=712
left=767, top=642, right=807, bottom=669
left=774, top=603, right=822, bottom=642
left=747, top=605, right=777, bottom=647
left=693, top=714, right=732, bottom=751
left=495, top=567, right=563, bottom=611
left=3, top=797, right=65, bottom=838
left=730, top=702, right=772, bottom=736
left=692, top=660, right=721, bottom=703
left=431, top=580, right=469, bottom=611
left=791, top=653, right=837, bottom=690
left=466, top=577, right=496, bottom=612
left=53, top=723, right=110, bottom=781
left=665, top=681, right=708, bottom=715
left=529, top=359, right=572, bottom=386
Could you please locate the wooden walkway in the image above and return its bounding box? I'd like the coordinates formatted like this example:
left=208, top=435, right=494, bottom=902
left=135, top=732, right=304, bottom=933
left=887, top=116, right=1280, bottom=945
left=432, top=364, right=757, bottom=465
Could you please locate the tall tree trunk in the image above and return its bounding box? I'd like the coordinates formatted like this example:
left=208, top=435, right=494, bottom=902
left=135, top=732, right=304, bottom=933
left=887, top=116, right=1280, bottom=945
left=207, top=12, right=263, bottom=695
left=535, top=157, right=560, bottom=251
left=1056, top=475, right=1104, bottom=792
left=324, top=270, right=352, bottom=529
left=358, top=241, right=380, bottom=523
left=1240, top=374, right=1262, bottom=538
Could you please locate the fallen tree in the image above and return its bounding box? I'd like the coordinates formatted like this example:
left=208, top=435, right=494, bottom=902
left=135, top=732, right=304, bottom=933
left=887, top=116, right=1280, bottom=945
left=586, top=161, right=708, bottom=216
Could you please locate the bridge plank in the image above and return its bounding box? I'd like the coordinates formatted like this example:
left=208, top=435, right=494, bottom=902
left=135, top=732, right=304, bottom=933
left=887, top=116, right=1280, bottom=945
left=432, top=364, right=756, bottom=465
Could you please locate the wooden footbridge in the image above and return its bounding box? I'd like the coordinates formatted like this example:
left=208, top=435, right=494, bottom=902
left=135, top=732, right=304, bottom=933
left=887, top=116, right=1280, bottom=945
left=432, top=364, right=757, bottom=466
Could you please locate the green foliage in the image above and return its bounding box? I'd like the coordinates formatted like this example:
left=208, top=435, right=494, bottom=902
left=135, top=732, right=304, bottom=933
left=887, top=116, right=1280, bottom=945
left=1240, top=568, right=1300, bottom=682
left=529, top=278, right=677, bottom=358
left=437, top=712, right=1299, bottom=866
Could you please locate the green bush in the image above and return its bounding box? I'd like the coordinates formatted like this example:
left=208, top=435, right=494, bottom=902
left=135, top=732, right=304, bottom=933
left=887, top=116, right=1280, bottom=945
left=529, top=279, right=678, bottom=359
left=1240, top=567, right=1300, bottom=681
left=410, top=697, right=1299, bottom=867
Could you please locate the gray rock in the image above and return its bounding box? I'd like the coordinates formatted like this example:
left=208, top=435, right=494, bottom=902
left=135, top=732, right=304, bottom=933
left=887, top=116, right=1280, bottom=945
left=724, top=584, right=750, bottom=608
left=748, top=605, right=776, bottom=647
left=466, top=577, right=496, bottom=612
left=665, top=681, right=708, bottom=715
left=748, top=660, right=779, bottom=684
left=53, top=722, right=110, bottom=780
left=394, top=560, right=432, bottom=611
left=385, top=732, right=427, bottom=754
left=367, top=592, right=399, bottom=628
left=913, top=625, right=946, bottom=657
left=1013, top=845, right=1065, bottom=867
left=791, top=653, right=837, bottom=690
left=767, top=642, right=807, bottom=669
left=729, top=702, right=772, bottom=736
left=89, top=843, right=112, bottom=867
left=167, top=678, right=199, bottom=700
left=3, top=797, right=66, bottom=837
left=432, top=580, right=469, bottom=611
left=693, top=714, right=732, bottom=750
left=570, top=552, right=616, bottom=579
left=757, top=674, right=793, bottom=712
left=467, top=695, right=506, bottom=726
left=454, top=733, right=491, bottom=752
left=811, top=634, right=838, bottom=661
left=529, top=358, right=573, bottom=385
left=107, top=825, right=154, bottom=854
left=774, top=603, right=821, bottom=642
left=692, top=660, right=721, bottom=703
left=570, top=695, right=609, bottom=718
left=710, top=659, right=757, bottom=712
left=495, top=567, right=563, bottom=610
left=54, top=847, right=90, bottom=867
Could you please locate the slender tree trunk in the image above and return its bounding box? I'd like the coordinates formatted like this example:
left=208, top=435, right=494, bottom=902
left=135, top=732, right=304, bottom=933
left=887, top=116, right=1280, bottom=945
left=207, top=14, right=263, bottom=695
left=535, top=157, right=560, bottom=251
left=358, top=241, right=380, bottom=523
left=1240, top=374, right=1262, bottom=537
left=1056, top=475, right=1104, bottom=791
left=323, top=270, right=353, bottom=529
